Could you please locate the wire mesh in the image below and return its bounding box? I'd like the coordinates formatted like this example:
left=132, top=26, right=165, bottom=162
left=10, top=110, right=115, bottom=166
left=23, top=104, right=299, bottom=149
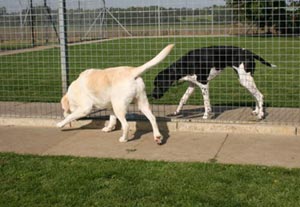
left=0, top=0, right=300, bottom=124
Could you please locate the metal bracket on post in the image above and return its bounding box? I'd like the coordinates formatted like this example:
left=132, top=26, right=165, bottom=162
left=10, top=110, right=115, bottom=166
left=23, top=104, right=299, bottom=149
left=58, top=0, right=69, bottom=95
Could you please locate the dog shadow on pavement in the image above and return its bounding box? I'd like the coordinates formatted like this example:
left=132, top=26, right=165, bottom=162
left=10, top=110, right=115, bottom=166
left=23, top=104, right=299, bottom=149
left=60, top=117, right=170, bottom=144
left=130, top=120, right=170, bottom=145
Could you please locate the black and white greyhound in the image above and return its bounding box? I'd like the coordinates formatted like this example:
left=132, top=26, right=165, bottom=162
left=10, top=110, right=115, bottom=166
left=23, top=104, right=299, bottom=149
left=152, top=46, right=276, bottom=120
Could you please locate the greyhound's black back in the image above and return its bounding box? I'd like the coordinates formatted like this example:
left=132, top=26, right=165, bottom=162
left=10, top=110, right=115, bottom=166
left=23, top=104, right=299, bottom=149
left=172, top=46, right=259, bottom=82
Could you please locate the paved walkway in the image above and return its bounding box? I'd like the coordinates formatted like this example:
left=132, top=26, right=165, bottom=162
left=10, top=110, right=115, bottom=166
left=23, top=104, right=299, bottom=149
left=1, top=125, right=300, bottom=168
left=1, top=101, right=300, bottom=168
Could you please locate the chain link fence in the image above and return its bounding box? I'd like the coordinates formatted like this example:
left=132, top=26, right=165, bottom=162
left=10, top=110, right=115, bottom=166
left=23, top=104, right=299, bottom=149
left=1, top=0, right=300, bottom=124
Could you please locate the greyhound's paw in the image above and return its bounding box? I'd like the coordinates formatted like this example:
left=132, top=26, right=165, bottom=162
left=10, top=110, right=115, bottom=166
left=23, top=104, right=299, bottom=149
left=173, top=111, right=180, bottom=115
left=167, top=111, right=180, bottom=117
left=257, top=112, right=264, bottom=120
left=102, top=126, right=115, bottom=132
left=202, top=114, right=209, bottom=119
left=154, top=134, right=163, bottom=145
left=252, top=109, right=264, bottom=120
left=251, top=110, right=259, bottom=116
left=202, top=111, right=213, bottom=119
left=119, top=136, right=128, bottom=143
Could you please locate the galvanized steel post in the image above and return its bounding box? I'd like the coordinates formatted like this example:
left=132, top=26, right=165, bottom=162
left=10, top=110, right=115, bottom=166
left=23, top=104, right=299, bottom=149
left=58, top=0, right=69, bottom=95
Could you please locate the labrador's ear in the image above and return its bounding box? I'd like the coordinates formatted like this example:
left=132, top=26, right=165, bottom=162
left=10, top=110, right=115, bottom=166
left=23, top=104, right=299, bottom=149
left=61, top=95, right=70, bottom=115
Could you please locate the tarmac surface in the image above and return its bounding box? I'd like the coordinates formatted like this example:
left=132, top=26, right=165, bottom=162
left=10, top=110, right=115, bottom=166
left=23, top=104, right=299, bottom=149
left=1, top=125, right=300, bottom=169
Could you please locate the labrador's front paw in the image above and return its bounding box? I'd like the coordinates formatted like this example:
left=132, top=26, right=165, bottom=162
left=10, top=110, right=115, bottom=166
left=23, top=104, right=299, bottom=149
left=56, top=122, right=64, bottom=128
left=119, top=136, right=128, bottom=143
left=102, top=126, right=115, bottom=132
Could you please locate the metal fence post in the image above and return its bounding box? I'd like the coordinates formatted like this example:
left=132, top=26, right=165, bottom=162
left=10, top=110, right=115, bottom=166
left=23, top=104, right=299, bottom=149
left=58, top=0, right=69, bottom=95
left=29, top=0, right=35, bottom=47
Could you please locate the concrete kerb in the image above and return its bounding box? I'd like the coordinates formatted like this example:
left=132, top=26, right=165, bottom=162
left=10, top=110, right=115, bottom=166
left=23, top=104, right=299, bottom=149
left=0, top=117, right=298, bottom=136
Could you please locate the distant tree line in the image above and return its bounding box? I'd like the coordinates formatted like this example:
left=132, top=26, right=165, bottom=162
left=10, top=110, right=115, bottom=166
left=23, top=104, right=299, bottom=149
left=226, top=0, right=300, bottom=34
left=1, top=1, right=299, bottom=34
left=0, top=6, right=234, bottom=27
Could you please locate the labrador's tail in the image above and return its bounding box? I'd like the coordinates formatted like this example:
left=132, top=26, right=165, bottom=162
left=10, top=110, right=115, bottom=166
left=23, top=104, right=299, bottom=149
left=131, top=44, right=174, bottom=78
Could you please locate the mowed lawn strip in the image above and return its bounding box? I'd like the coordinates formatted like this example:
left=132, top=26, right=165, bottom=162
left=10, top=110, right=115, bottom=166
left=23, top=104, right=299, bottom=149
left=1, top=152, right=300, bottom=207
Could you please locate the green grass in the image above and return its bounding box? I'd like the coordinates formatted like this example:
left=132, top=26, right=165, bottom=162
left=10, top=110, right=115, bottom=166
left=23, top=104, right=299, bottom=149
left=0, top=43, right=34, bottom=51
left=1, top=36, right=300, bottom=107
left=1, top=152, right=300, bottom=207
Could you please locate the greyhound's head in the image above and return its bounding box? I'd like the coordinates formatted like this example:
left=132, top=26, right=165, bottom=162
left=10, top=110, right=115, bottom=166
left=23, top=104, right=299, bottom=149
left=152, top=76, right=168, bottom=99
left=152, top=68, right=178, bottom=99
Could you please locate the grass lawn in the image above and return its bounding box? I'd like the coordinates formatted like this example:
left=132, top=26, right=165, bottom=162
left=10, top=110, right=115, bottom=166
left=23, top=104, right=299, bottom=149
left=1, top=36, right=300, bottom=107
left=1, top=152, right=300, bottom=207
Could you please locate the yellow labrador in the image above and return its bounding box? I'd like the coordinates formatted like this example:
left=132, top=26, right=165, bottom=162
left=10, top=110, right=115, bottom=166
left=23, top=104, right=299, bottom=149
left=57, top=44, right=174, bottom=144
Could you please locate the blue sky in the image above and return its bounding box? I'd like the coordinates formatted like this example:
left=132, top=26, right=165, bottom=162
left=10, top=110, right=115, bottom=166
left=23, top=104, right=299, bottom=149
left=1, top=0, right=225, bottom=13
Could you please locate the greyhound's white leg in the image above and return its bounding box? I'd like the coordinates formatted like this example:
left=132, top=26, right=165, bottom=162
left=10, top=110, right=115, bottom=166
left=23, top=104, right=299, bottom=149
left=233, top=64, right=264, bottom=119
left=199, top=83, right=211, bottom=119
left=174, top=83, right=195, bottom=115
left=179, top=74, right=213, bottom=119
left=242, top=76, right=264, bottom=119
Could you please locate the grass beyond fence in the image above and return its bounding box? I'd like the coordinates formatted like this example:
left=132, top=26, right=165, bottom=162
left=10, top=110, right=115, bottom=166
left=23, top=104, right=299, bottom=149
left=0, top=36, right=299, bottom=107
left=1, top=153, right=300, bottom=207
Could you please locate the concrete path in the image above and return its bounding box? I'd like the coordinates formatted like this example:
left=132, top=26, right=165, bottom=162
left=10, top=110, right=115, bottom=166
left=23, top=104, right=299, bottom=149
left=1, top=125, right=300, bottom=168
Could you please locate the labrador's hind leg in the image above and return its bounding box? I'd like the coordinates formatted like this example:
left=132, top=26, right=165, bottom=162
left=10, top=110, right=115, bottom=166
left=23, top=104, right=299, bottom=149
left=136, top=89, right=163, bottom=144
left=112, top=101, right=130, bottom=143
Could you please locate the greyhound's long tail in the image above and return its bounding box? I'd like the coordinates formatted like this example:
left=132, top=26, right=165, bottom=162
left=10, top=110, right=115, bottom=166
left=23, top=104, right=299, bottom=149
left=249, top=51, right=277, bottom=68
left=131, top=44, right=174, bottom=78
